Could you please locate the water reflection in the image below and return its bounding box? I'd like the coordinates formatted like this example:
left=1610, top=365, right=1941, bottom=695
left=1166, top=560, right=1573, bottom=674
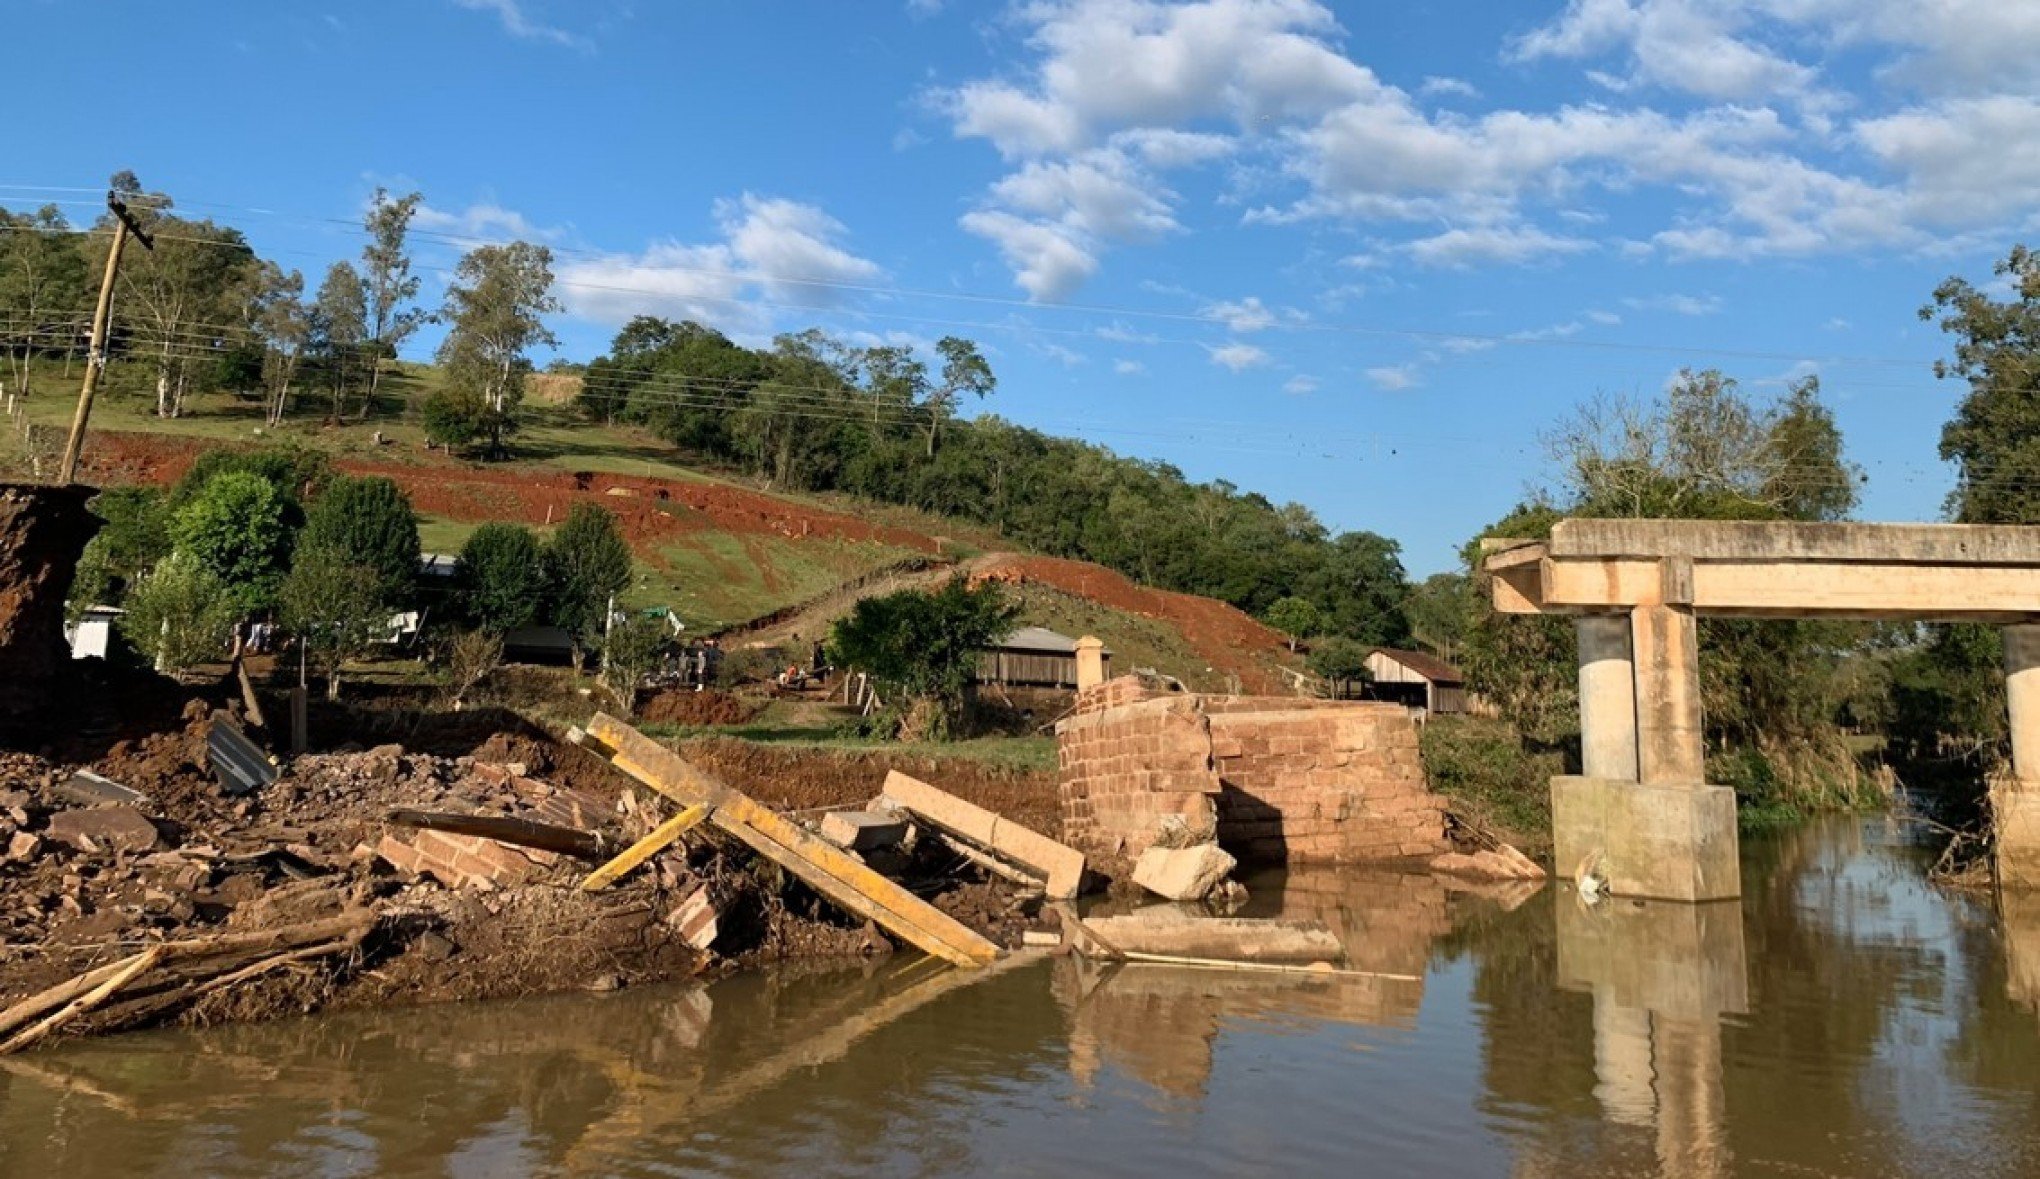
left=2, top=820, right=2039, bottom=1177
left=1557, top=896, right=1746, bottom=1176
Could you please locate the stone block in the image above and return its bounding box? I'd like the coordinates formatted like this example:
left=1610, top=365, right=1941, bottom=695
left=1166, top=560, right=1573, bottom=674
left=820, top=809, right=909, bottom=852
left=1132, top=842, right=1237, bottom=901
left=1552, top=776, right=1741, bottom=902
left=45, top=806, right=161, bottom=855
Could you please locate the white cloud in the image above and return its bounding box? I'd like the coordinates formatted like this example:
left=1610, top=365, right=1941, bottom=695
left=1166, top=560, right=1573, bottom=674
left=1624, top=292, right=1722, bottom=315
left=1585, top=309, right=1622, bottom=326
left=1283, top=374, right=1319, bottom=394
left=412, top=200, right=565, bottom=243
left=1114, top=358, right=1147, bottom=375
left=449, top=0, right=585, bottom=49
left=1096, top=321, right=1160, bottom=344
left=907, top=0, right=943, bottom=16
left=556, top=193, right=882, bottom=330
left=1366, top=364, right=1420, bottom=391
left=1404, top=225, right=1594, bottom=267
left=1204, top=296, right=1277, bottom=332
left=1419, top=76, right=1480, bottom=100
left=958, top=210, right=1097, bottom=301
left=1207, top=342, right=1270, bottom=372
left=939, top=0, right=2040, bottom=288
left=1037, top=341, right=1088, bottom=366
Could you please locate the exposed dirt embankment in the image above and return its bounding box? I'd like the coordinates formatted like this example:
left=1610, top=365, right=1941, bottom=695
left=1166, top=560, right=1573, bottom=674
left=674, top=737, right=1060, bottom=835
left=0, top=484, right=99, bottom=740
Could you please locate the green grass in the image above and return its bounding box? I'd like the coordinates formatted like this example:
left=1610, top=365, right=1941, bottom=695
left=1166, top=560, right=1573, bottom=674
left=1004, top=582, right=1227, bottom=691
left=639, top=721, right=1058, bottom=773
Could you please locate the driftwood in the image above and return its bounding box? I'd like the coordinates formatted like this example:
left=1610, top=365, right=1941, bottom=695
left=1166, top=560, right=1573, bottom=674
left=0, top=950, right=162, bottom=1055
left=387, top=810, right=612, bottom=860
left=0, top=911, right=376, bottom=1053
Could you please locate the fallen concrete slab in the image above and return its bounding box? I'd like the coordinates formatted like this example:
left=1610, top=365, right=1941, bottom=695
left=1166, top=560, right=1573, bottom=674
left=820, top=810, right=909, bottom=853
left=44, top=808, right=161, bottom=856
left=1078, top=911, right=1345, bottom=964
left=876, top=770, right=1085, bottom=899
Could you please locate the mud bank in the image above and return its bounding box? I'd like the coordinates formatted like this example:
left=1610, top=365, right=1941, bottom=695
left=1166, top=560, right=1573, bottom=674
left=0, top=700, right=1056, bottom=1050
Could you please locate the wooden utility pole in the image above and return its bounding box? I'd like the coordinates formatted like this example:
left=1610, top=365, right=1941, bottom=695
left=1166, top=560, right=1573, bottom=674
left=56, top=191, right=154, bottom=486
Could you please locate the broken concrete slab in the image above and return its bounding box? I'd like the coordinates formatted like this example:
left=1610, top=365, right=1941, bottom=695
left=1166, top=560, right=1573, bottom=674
left=1079, top=911, right=1344, bottom=963
left=1132, top=842, right=1237, bottom=902
left=45, top=807, right=161, bottom=856
left=876, top=770, right=1085, bottom=900
left=57, top=770, right=149, bottom=808
left=820, top=809, right=910, bottom=853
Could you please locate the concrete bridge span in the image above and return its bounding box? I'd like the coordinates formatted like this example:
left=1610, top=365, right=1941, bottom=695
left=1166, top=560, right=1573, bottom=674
left=1486, top=519, right=2040, bottom=900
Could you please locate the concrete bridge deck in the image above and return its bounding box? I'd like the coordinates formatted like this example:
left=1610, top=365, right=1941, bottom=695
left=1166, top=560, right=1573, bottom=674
left=1484, top=519, right=2040, bottom=899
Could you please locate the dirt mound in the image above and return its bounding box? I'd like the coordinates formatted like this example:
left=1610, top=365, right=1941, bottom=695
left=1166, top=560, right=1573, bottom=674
left=0, top=484, right=100, bottom=741
left=640, top=689, right=763, bottom=727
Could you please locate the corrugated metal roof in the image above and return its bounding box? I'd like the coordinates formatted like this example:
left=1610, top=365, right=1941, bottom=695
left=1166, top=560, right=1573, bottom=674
left=992, top=626, right=1079, bottom=654
left=1368, top=647, right=1465, bottom=684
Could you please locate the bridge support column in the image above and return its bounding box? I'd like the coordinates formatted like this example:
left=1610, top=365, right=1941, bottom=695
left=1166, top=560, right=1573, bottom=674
left=1552, top=603, right=1739, bottom=901
left=1576, top=615, right=1638, bottom=781
left=1997, top=624, right=2040, bottom=890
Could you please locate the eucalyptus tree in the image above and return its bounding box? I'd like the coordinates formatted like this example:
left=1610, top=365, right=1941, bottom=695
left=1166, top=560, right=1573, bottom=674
left=427, top=241, right=558, bottom=454
left=0, top=204, right=88, bottom=402
left=359, top=187, right=425, bottom=416
left=312, top=262, right=368, bottom=423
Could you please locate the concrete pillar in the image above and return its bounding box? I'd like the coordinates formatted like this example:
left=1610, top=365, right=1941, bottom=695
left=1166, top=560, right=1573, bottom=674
left=1075, top=635, right=1106, bottom=691
left=2005, top=624, right=2040, bottom=784
left=2001, top=625, right=2040, bottom=890
left=1632, top=604, right=1706, bottom=785
left=1577, top=615, right=1639, bottom=782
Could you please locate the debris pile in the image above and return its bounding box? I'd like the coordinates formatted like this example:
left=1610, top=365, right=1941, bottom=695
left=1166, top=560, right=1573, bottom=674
left=0, top=708, right=1075, bottom=1052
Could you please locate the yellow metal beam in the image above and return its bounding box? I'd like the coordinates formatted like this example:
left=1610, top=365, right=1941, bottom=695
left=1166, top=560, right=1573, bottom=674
left=581, top=804, right=709, bottom=892
left=572, top=715, right=1001, bottom=968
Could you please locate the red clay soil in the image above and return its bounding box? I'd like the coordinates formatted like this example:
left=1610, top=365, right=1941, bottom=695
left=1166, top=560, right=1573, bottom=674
left=970, top=554, right=1288, bottom=692
left=675, top=737, right=1061, bottom=836
left=639, top=689, right=762, bottom=727
left=78, top=431, right=1288, bottom=691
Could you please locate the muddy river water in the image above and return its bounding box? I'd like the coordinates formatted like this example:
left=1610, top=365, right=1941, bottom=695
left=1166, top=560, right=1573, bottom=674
left=3, top=818, right=2037, bottom=1177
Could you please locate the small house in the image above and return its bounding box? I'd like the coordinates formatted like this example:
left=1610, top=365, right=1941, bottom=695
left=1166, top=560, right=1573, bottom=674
left=977, top=627, right=1109, bottom=690
left=67, top=606, right=123, bottom=660
left=1363, top=647, right=1473, bottom=714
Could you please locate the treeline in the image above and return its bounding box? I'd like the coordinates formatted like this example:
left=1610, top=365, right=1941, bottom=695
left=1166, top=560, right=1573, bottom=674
left=0, top=173, right=554, bottom=452
left=582, top=318, right=1413, bottom=643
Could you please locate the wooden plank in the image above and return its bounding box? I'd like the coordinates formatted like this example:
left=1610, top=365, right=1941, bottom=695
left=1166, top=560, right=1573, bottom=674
left=878, top=770, right=1085, bottom=900
left=575, top=716, right=1000, bottom=967
left=581, top=804, right=709, bottom=892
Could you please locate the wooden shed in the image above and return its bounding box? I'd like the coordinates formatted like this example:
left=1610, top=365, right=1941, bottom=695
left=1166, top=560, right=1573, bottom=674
left=976, top=627, right=1109, bottom=689
left=1363, top=647, right=1473, bottom=714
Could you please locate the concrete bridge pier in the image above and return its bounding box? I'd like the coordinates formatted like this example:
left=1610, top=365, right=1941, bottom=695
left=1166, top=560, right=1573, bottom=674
left=1556, top=605, right=1741, bottom=901
left=1998, top=624, right=2040, bottom=890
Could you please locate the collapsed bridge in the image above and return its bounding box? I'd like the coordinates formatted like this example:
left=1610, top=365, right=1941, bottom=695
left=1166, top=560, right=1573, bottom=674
left=1486, top=518, right=2040, bottom=899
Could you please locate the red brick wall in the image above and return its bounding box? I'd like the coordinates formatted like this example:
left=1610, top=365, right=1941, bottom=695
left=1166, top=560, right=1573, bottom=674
left=1056, top=676, right=1447, bottom=864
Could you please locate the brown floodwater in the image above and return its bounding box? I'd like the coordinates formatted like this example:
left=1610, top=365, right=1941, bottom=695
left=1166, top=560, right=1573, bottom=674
left=3, top=817, right=2038, bottom=1178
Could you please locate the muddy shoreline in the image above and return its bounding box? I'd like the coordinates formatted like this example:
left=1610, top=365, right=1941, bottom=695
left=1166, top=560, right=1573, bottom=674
left=0, top=677, right=1059, bottom=1051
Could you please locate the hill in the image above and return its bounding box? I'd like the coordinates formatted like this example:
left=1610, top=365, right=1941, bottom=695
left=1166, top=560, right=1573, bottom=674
left=42, top=393, right=1297, bottom=692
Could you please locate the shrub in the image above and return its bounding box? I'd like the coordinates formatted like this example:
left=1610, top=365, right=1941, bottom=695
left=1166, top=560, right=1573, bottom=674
left=458, top=523, right=548, bottom=634
left=118, top=551, right=240, bottom=674
left=169, top=470, right=294, bottom=610
left=829, top=578, right=1017, bottom=740
left=297, top=475, right=419, bottom=605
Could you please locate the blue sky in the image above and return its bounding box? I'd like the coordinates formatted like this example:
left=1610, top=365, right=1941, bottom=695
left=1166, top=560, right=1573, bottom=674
left=11, top=0, right=2040, bottom=573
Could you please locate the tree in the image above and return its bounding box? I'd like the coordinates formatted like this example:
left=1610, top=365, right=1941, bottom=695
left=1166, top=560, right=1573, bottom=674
left=360, top=188, right=425, bottom=417
left=108, top=179, right=260, bottom=419
left=430, top=241, right=559, bottom=455
left=119, top=551, right=239, bottom=674
left=1303, top=531, right=1411, bottom=646
left=601, top=614, right=669, bottom=716
left=925, top=337, right=995, bottom=456
left=458, top=523, right=548, bottom=633
left=312, top=261, right=367, bottom=423
left=0, top=204, right=88, bottom=401
left=249, top=262, right=310, bottom=426
left=1307, top=635, right=1371, bottom=697
left=71, top=487, right=172, bottom=612
left=278, top=550, right=387, bottom=700
left=1404, top=572, right=1470, bottom=662
left=1265, top=597, right=1321, bottom=652
left=296, top=475, right=420, bottom=605
left=828, top=578, right=1018, bottom=740
left=169, top=469, right=294, bottom=610
left=545, top=504, right=633, bottom=665
left=1924, top=244, right=2040, bottom=525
